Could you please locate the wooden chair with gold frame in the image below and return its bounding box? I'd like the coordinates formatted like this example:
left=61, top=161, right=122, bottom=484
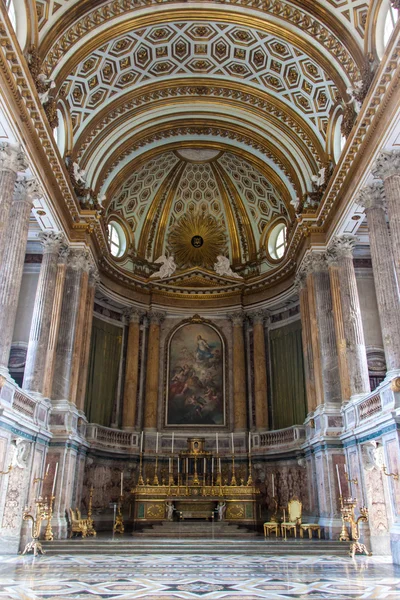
left=67, top=508, right=88, bottom=538
left=281, top=498, right=302, bottom=538
left=300, top=521, right=322, bottom=539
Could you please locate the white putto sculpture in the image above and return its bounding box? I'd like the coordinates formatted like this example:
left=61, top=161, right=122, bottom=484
left=214, top=255, right=242, bottom=279
left=311, top=166, right=326, bottom=188
left=150, top=255, right=177, bottom=279
left=37, top=74, right=56, bottom=105
left=72, top=162, right=87, bottom=185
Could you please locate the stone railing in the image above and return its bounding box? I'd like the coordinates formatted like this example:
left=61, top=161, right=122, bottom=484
left=253, top=425, right=306, bottom=451
left=86, top=424, right=139, bottom=449
left=343, top=376, right=400, bottom=430
left=0, top=378, right=51, bottom=429
left=12, top=390, right=36, bottom=420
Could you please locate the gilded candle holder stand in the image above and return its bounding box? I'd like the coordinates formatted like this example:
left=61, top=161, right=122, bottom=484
left=22, top=496, right=49, bottom=556
left=270, top=496, right=279, bottom=523
left=193, top=456, right=200, bottom=485
left=44, top=495, right=55, bottom=541
left=138, top=453, right=144, bottom=486
left=247, top=454, right=253, bottom=486
left=113, top=494, right=125, bottom=534
left=86, top=486, right=97, bottom=537
left=340, top=496, right=371, bottom=557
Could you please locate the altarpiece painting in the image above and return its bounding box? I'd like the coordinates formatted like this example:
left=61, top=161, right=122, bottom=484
left=166, top=321, right=225, bottom=426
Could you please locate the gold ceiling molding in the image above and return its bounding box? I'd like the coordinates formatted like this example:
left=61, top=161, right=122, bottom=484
left=104, top=141, right=295, bottom=219
left=210, top=161, right=257, bottom=264
left=168, top=212, right=228, bottom=269
left=94, top=119, right=304, bottom=200
left=40, top=3, right=362, bottom=89
left=137, top=160, right=186, bottom=259
left=73, top=80, right=324, bottom=167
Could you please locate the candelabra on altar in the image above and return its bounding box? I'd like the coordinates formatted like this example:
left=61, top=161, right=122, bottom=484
left=86, top=486, right=97, bottom=537
left=340, top=495, right=371, bottom=558
left=113, top=495, right=125, bottom=534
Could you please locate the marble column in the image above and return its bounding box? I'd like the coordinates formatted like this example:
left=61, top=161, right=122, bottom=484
left=22, top=232, right=67, bottom=394
left=69, top=257, right=92, bottom=406
left=0, top=143, right=27, bottom=259
left=76, top=267, right=99, bottom=412
left=372, top=150, right=400, bottom=285
left=143, top=311, right=164, bottom=430
left=230, top=311, right=247, bottom=431
left=307, top=253, right=341, bottom=404
left=251, top=311, right=269, bottom=430
left=0, top=177, right=42, bottom=373
left=42, top=249, right=69, bottom=398
left=328, top=235, right=370, bottom=398
left=295, top=270, right=317, bottom=413
left=122, top=308, right=142, bottom=430
left=304, top=262, right=324, bottom=407
left=51, top=249, right=90, bottom=402
left=326, top=253, right=351, bottom=402
left=357, top=183, right=400, bottom=373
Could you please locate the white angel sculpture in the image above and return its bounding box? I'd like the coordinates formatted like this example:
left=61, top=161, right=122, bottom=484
left=72, top=162, right=87, bottom=185
left=150, top=255, right=177, bottom=279
left=346, top=82, right=363, bottom=114
left=311, top=166, right=326, bottom=188
left=37, top=74, right=56, bottom=105
left=214, top=255, right=242, bottom=279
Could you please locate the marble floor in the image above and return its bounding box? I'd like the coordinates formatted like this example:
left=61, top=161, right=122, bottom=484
left=0, top=553, right=399, bottom=600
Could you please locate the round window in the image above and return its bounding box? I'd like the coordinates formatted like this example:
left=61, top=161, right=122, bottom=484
left=268, top=223, right=287, bottom=261
left=376, top=2, right=399, bottom=60
left=107, top=221, right=126, bottom=258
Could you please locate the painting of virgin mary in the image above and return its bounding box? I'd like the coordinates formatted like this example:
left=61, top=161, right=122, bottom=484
left=166, top=322, right=225, bottom=426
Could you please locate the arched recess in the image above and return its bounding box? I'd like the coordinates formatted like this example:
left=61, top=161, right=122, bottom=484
left=164, top=315, right=228, bottom=428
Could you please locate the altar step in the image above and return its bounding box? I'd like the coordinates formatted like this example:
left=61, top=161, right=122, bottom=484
left=41, top=537, right=348, bottom=556
left=133, top=521, right=258, bottom=538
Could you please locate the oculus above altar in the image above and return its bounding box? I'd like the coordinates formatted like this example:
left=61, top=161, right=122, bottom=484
left=131, top=438, right=260, bottom=526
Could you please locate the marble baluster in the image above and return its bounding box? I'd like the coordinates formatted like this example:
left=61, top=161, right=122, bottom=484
left=308, top=253, right=341, bottom=404
left=143, top=311, right=165, bottom=430
left=76, top=267, right=99, bottom=412
left=328, top=235, right=370, bottom=397
left=0, top=143, right=27, bottom=260
left=295, top=270, right=317, bottom=413
left=23, top=232, right=66, bottom=394
left=251, top=311, right=269, bottom=430
left=51, top=249, right=90, bottom=402
left=372, top=150, right=400, bottom=285
left=357, top=183, right=400, bottom=373
left=0, top=177, right=42, bottom=373
left=230, top=311, right=247, bottom=431
left=326, top=253, right=351, bottom=402
left=42, top=248, right=69, bottom=398
left=122, top=309, right=142, bottom=430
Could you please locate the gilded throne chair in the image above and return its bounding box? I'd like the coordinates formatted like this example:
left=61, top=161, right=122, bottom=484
left=67, top=508, right=88, bottom=538
left=281, top=498, right=302, bottom=538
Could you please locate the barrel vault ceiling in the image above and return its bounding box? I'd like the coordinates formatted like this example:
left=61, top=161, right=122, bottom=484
left=33, top=0, right=371, bottom=292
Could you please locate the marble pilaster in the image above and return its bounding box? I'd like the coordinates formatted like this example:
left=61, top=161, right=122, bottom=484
left=251, top=311, right=269, bottom=430
left=23, top=232, right=67, bottom=394
left=328, top=235, right=370, bottom=397
left=51, top=249, right=90, bottom=402
left=307, top=253, right=341, bottom=404
left=143, top=311, right=165, bottom=430
left=76, top=268, right=99, bottom=412
left=0, top=177, right=42, bottom=372
left=357, top=183, right=400, bottom=373
left=42, top=249, right=69, bottom=398
left=304, top=267, right=324, bottom=408
left=295, top=270, right=317, bottom=413
left=326, top=255, right=351, bottom=402
left=122, top=308, right=142, bottom=430
left=372, top=150, right=400, bottom=285
left=0, top=143, right=27, bottom=260
left=136, top=316, right=149, bottom=430
left=230, top=311, right=247, bottom=431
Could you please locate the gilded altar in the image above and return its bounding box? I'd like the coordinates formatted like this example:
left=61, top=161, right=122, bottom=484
left=131, top=437, right=260, bottom=525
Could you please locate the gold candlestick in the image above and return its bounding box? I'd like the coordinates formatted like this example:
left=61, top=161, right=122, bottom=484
left=193, top=456, right=200, bottom=485
left=230, top=454, right=237, bottom=486
left=270, top=496, right=279, bottom=522
left=138, top=453, right=144, bottom=486
left=340, top=496, right=371, bottom=557
left=153, top=455, right=159, bottom=486
left=44, top=495, right=55, bottom=541
left=247, top=453, right=253, bottom=486
left=113, top=495, right=125, bottom=534
left=215, top=456, right=222, bottom=487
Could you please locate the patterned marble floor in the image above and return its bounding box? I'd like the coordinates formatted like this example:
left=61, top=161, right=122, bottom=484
left=0, top=553, right=399, bottom=600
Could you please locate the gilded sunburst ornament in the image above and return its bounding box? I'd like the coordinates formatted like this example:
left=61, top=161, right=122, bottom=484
left=168, top=212, right=227, bottom=268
